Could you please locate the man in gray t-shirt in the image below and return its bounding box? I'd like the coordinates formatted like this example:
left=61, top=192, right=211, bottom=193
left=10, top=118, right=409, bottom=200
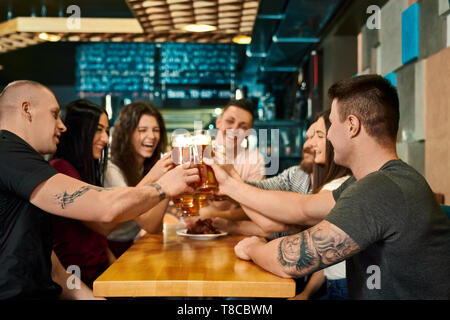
left=209, top=75, right=450, bottom=299
left=327, top=159, right=450, bottom=299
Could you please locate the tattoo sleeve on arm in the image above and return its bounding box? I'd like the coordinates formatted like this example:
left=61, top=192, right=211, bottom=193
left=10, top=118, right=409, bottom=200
left=54, top=185, right=114, bottom=209
left=278, top=220, right=360, bottom=277
left=278, top=232, right=316, bottom=270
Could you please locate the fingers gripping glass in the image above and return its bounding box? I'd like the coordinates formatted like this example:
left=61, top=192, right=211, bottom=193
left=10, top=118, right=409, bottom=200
left=171, top=130, right=218, bottom=216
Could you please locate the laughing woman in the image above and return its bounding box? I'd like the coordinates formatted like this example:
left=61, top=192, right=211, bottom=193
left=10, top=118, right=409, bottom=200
left=105, top=101, right=173, bottom=257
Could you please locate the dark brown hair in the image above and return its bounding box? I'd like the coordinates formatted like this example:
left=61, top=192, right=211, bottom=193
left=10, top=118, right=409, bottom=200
left=328, top=74, right=399, bottom=146
left=54, top=99, right=108, bottom=186
left=110, top=101, right=167, bottom=186
left=223, top=98, right=255, bottom=122
left=312, top=109, right=352, bottom=193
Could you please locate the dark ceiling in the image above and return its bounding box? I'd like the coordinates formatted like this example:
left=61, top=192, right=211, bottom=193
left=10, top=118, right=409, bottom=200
left=0, top=0, right=135, bottom=85
left=242, top=0, right=348, bottom=84
left=0, top=0, right=134, bottom=21
left=0, top=0, right=350, bottom=87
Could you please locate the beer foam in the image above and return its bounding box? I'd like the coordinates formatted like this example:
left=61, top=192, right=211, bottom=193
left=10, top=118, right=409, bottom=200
left=191, top=133, right=211, bottom=145
left=172, top=135, right=192, bottom=147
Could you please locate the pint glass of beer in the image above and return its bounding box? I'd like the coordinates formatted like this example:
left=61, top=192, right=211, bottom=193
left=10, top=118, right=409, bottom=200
left=170, top=131, right=217, bottom=216
left=171, top=132, right=195, bottom=216
left=171, top=132, right=191, bottom=165
left=191, top=130, right=218, bottom=193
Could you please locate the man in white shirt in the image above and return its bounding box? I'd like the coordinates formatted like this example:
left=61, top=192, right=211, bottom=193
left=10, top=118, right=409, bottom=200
left=215, top=98, right=265, bottom=181
left=200, top=99, right=265, bottom=220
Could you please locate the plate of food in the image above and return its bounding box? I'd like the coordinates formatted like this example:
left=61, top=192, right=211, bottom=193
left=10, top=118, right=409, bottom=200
left=176, top=218, right=227, bottom=240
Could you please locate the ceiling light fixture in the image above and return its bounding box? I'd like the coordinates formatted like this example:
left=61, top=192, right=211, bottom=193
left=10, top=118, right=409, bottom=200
left=38, top=32, right=61, bottom=42
left=182, top=24, right=217, bottom=32
left=232, top=35, right=251, bottom=44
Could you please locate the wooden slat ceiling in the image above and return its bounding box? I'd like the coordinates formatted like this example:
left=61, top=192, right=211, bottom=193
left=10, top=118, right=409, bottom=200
left=0, top=0, right=259, bottom=54
left=126, top=0, right=259, bottom=38
left=126, top=0, right=259, bottom=42
left=0, top=32, right=44, bottom=53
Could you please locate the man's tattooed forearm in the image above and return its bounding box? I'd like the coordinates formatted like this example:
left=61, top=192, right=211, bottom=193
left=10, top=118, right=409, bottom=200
left=278, top=232, right=316, bottom=270
left=54, top=185, right=114, bottom=209
left=277, top=221, right=360, bottom=276
left=310, top=225, right=358, bottom=266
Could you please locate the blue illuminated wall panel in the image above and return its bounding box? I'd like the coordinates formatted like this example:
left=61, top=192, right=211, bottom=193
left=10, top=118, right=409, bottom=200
left=385, top=71, right=396, bottom=87
left=76, top=42, right=237, bottom=99
left=402, top=3, right=420, bottom=64
left=159, top=43, right=236, bottom=85
left=76, top=43, right=156, bottom=95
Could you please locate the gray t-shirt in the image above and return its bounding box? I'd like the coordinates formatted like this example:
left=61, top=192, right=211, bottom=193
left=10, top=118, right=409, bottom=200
left=326, top=159, right=450, bottom=299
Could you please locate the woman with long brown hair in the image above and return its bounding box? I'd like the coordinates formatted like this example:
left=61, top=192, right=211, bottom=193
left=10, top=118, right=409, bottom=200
left=310, top=109, right=351, bottom=193
left=295, top=109, right=351, bottom=300
left=104, top=101, right=174, bottom=257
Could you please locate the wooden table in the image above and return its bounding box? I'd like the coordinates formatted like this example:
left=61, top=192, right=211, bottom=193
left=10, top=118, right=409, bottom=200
left=93, top=226, right=295, bottom=298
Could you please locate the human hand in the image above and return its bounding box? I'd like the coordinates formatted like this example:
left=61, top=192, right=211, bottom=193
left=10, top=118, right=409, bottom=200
left=222, top=164, right=242, bottom=181
left=203, top=158, right=240, bottom=196
left=146, top=153, right=175, bottom=182
left=203, top=157, right=230, bottom=183
left=212, top=217, right=237, bottom=234
left=234, top=236, right=267, bottom=261
left=210, top=148, right=242, bottom=182
left=156, top=163, right=199, bottom=197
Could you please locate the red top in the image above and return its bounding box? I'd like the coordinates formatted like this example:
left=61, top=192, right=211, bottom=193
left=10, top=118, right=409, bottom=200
left=50, top=158, right=109, bottom=288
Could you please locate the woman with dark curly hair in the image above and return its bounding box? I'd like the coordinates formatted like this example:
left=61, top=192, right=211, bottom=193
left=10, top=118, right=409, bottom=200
left=105, top=101, right=174, bottom=256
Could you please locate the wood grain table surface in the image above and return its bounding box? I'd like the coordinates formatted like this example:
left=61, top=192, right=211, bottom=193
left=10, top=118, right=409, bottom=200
left=93, top=226, right=295, bottom=298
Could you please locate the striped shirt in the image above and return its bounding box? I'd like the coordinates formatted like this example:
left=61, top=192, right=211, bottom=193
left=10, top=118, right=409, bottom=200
left=247, top=165, right=311, bottom=194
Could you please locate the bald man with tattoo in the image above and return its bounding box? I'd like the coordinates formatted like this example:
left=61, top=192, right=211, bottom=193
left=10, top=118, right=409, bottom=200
left=0, top=81, right=199, bottom=299
left=208, top=75, right=450, bottom=299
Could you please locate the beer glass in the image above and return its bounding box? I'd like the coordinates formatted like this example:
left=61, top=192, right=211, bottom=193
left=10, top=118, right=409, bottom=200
left=171, top=132, right=195, bottom=216
left=171, top=194, right=199, bottom=216
left=171, top=132, right=191, bottom=165
left=191, top=130, right=218, bottom=193
left=170, top=131, right=217, bottom=216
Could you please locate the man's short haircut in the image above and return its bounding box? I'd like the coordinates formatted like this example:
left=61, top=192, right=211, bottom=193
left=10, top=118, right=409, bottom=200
left=223, top=98, right=255, bottom=121
left=328, top=74, right=399, bottom=145
left=0, top=80, right=48, bottom=120
left=0, top=80, right=45, bottom=98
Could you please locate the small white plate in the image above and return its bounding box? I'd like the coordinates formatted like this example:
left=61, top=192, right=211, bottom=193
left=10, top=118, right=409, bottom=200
left=176, top=229, right=227, bottom=240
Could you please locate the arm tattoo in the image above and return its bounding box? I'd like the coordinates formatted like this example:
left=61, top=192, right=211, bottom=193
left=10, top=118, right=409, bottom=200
left=54, top=185, right=114, bottom=209
left=278, top=221, right=360, bottom=277
left=144, top=182, right=166, bottom=201
left=278, top=232, right=316, bottom=270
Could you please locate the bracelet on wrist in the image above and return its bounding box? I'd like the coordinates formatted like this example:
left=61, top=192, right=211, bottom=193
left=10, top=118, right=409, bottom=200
left=147, top=182, right=166, bottom=201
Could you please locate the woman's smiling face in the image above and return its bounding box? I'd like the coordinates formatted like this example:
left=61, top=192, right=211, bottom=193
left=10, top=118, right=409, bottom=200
left=131, top=114, right=161, bottom=163
left=92, top=112, right=109, bottom=160
left=312, top=116, right=327, bottom=165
